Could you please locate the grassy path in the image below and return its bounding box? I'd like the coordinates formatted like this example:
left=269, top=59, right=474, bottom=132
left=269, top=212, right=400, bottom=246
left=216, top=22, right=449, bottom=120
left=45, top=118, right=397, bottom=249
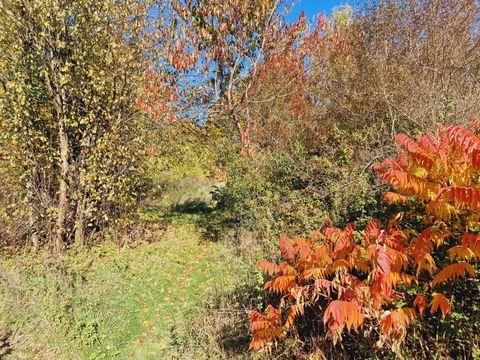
left=0, top=213, right=250, bottom=359
left=121, top=220, right=246, bottom=359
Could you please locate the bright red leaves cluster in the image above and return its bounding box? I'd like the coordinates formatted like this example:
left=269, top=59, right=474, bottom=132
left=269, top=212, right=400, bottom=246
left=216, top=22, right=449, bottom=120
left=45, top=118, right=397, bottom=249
left=250, top=121, right=480, bottom=351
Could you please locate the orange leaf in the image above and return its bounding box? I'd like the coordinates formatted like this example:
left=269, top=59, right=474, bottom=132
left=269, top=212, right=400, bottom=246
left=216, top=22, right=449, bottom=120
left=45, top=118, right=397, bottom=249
left=381, top=169, right=439, bottom=201
left=363, top=219, right=382, bottom=246
left=395, top=134, right=434, bottom=169
left=323, top=300, right=364, bottom=333
left=417, top=134, right=439, bottom=153
left=416, top=253, right=437, bottom=276
left=429, top=293, right=451, bottom=319
left=436, top=186, right=480, bottom=210
left=380, top=307, right=416, bottom=335
left=265, top=274, right=297, bottom=294
left=411, top=227, right=446, bottom=264
left=279, top=236, right=296, bottom=263
left=382, top=191, right=408, bottom=204
left=430, top=262, right=476, bottom=287
left=285, top=304, right=303, bottom=329
left=249, top=305, right=283, bottom=350
left=461, top=233, right=480, bottom=257
left=470, top=115, right=480, bottom=134
left=256, top=259, right=280, bottom=276
left=447, top=245, right=477, bottom=262
left=331, top=259, right=350, bottom=272
left=333, top=223, right=355, bottom=257
left=376, top=247, right=392, bottom=276
left=389, top=272, right=417, bottom=287
left=413, top=294, right=426, bottom=316
left=443, top=125, right=480, bottom=154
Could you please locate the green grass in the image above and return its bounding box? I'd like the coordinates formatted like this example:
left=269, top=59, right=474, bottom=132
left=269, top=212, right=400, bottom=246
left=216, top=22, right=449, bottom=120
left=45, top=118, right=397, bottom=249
left=0, top=212, right=252, bottom=359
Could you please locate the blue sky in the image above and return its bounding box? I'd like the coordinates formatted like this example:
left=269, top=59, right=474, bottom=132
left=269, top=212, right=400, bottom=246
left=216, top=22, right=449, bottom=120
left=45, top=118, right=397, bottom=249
left=287, top=0, right=351, bottom=21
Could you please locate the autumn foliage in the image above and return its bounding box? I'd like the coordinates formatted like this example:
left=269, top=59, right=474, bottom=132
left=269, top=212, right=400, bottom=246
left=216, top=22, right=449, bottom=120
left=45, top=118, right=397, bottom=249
left=250, top=122, right=480, bottom=352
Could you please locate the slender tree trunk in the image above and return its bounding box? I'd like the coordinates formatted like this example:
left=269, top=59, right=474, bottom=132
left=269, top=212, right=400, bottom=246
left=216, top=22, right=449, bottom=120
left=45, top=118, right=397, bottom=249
left=30, top=220, right=39, bottom=251
left=74, top=123, right=96, bottom=246
left=26, top=172, right=39, bottom=252
left=45, top=29, right=70, bottom=252
left=25, top=142, right=39, bottom=250
left=55, top=120, right=69, bottom=252
left=46, top=78, right=69, bottom=252
left=74, top=198, right=85, bottom=246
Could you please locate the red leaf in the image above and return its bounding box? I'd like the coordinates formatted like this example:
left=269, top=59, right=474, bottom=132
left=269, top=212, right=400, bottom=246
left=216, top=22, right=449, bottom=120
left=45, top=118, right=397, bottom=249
left=413, top=294, right=426, bottom=316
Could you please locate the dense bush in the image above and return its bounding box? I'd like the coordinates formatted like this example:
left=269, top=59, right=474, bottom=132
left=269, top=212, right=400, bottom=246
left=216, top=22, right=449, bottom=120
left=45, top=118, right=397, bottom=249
left=0, top=0, right=158, bottom=250
left=214, top=144, right=380, bottom=240
left=250, top=123, right=480, bottom=359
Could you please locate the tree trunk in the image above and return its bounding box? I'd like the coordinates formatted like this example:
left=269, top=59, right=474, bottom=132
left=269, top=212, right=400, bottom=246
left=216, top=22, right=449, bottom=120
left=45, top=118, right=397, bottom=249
left=25, top=152, right=40, bottom=253
left=45, top=32, right=70, bottom=252
left=74, top=190, right=85, bottom=246
left=26, top=174, right=39, bottom=252
left=55, top=120, right=69, bottom=252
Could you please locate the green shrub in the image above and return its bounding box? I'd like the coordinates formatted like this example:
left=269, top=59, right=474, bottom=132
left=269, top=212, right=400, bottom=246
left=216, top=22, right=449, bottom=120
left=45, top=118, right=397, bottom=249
left=213, top=143, right=380, bottom=246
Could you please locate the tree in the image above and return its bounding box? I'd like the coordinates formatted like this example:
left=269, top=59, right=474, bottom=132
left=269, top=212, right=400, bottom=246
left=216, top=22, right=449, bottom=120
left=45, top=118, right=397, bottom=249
left=140, top=0, right=317, bottom=156
left=0, top=0, right=158, bottom=250
left=309, top=0, right=480, bottom=138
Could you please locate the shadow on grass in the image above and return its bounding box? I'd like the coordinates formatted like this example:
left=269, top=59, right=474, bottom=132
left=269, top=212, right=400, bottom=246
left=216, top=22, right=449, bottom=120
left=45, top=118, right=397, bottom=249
left=140, top=198, right=232, bottom=243
left=170, top=198, right=213, bottom=214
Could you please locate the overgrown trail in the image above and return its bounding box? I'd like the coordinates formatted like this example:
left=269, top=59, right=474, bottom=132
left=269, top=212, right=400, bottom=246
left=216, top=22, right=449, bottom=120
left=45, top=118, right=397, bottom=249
left=1, top=194, right=251, bottom=359
left=122, top=218, right=246, bottom=358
